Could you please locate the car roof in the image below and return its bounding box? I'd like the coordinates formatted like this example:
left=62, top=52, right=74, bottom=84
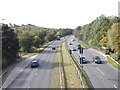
left=80, top=56, right=86, bottom=58
left=31, top=61, right=37, bottom=62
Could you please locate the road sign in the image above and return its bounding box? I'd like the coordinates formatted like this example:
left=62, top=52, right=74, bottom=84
left=79, top=34, right=84, bottom=40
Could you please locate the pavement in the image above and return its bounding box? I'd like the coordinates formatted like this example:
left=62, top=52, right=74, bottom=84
left=67, top=36, right=120, bottom=89
left=2, top=39, right=63, bottom=88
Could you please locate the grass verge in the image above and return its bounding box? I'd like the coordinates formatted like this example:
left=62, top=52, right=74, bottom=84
left=22, top=41, right=53, bottom=59
left=107, top=56, right=120, bottom=70
left=61, top=41, right=82, bottom=88
left=51, top=44, right=65, bottom=88
left=52, top=40, right=83, bottom=88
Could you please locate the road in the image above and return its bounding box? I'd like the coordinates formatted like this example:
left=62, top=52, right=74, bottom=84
left=67, top=36, right=120, bottom=89
left=6, top=39, right=62, bottom=88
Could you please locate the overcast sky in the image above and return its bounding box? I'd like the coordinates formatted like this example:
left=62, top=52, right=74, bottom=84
left=0, top=0, right=119, bottom=29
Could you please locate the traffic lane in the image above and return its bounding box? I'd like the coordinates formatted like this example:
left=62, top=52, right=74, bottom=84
left=67, top=36, right=119, bottom=88
left=28, top=40, right=62, bottom=88
left=83, top=48, right=119, bottom=88
left=68, top=46, right=119, bottom=88
left=28, top=48, right=55, bottom=88
left=7, top=44, right=51, bottom=88
left=7, top=40, right=62, bottom=88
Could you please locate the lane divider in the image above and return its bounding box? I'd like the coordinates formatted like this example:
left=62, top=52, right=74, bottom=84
left=35, top=73, right=37, bottom=76
left=114, top=85, right=117, bottom=89
left=96, top=67, right=105, bottom=75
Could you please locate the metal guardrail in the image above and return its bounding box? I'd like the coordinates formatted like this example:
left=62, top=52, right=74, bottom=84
left=65, top=39, right=93, bottom=88
left=107, top=55, right=120, bottom=65
left=0, top=71, right=7, bottom=78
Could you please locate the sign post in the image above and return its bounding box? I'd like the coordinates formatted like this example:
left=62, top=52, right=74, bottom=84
left=79, top=47, right=84, bottom=77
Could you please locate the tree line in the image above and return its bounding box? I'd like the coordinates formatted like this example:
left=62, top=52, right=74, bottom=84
left=1, top=24, right=73, bottom=69
left=74, top=15, right=120, bottom=63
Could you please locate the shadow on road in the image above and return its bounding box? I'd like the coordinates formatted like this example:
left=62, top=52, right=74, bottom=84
left=101, top=61, right=108, bottom=64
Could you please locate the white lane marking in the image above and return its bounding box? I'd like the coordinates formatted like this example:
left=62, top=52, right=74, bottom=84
left=20, top=69, right=23, bottom=72
left=96, top=67, right=105, bottom=75
left=114, top=85, right=117, bottom=88
left=35, top=73, right=37, bottom=76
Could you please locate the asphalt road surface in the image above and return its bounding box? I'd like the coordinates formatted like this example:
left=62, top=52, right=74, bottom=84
left=67, top=36, right=120, bottom=89
left=7, top=39, right=63, bottom=88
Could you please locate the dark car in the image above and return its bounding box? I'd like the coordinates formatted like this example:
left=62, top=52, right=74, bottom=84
left=52, top=47, right=56, bottom=50
left=72, top=47, right=77, bottom=51
left=93, top=56, right=102, bottom=64
left=31, top=61, right=39, bottom=67
left=80, top=57, right=88, bottom=64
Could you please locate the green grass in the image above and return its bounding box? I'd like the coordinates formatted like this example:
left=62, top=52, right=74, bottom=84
left=22, top=52, right=38, bottom=59
left=51, top=44, right=65, bottom=88
left=52, top=40, right=83, bottom=88
left=107, top=56, right=120, bottom=71
left=61, top=41, right=82, bottom=88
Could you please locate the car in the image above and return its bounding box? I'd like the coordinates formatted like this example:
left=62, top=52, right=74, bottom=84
left=52, top=47, right=56, bottom=50
left=77, top=46, right=81, bottom=49
left=72, top=47, right=77, bottom=51
left=69, top=43, right=72, bottom=45
left=93, top=56, right=102, bottom=64
left=80, top=57, right=88, bottom=64
left=31, top=60, right=39, bottom=67
left=76, top=44, right=81, bottom=47
left=72, top=39, right=75, bottom=41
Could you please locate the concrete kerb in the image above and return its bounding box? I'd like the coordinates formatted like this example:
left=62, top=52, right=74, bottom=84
left=1, top=54, right=37, bottom=88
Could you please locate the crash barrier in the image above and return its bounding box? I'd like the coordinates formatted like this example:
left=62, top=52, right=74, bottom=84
left=65, top=39, right=93, bottom=88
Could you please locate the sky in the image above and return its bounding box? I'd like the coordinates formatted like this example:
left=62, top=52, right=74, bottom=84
left=0, top=0, right=119, bottom=29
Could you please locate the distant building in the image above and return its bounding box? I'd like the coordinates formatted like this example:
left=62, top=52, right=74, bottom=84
left=107, top=16, right=115, bottom=19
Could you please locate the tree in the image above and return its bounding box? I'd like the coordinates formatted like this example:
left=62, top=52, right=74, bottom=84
left=2, top=24, right=19, bottom=68
left=33, top=36, right=42, bottom=48
left=108, top=23, right=120, bottom=52
left=45, top=31, right=56, bottom=41
left=19, top=31, right=34, bottom=52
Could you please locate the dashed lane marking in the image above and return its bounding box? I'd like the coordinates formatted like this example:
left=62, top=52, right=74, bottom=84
left=35, top=73, right=37, bottom=76
left=96, top=67, right=105, bottom=75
